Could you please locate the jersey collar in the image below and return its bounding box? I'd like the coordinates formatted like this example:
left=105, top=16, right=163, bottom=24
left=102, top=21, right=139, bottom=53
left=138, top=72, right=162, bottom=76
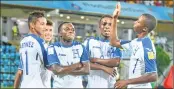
left=99, top=36, right=109, bottom=42
left=59, top=41, right=74, bottom=48
left=137, top=36, right=148, bottom=41
left=26, top=33, right=44, bottom=43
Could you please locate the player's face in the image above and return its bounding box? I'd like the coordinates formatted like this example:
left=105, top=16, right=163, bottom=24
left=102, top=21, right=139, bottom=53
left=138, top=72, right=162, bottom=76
left=34, top=17, right=47, bottom=36
left=133, top=16, right=146, bottom=33
left=44, top=25, right=53, bottom=42
left=60, top=23, right=75, bottom=41
left=100, top=17, right=112, bottom=38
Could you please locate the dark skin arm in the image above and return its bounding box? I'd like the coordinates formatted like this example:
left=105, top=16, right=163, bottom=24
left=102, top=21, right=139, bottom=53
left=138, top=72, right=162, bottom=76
left=91, top=58, right=121, bottom=67
left=51, top=62, right=82, bottom=75
left=70, top=62, right=90, bottom=75
left=115, top=73, right=157, bottom=88
left=110, top=2, right=122, bottom=48
left=90, top=62, right=117, bottom=77
left=14, top=69, right=23, bottom=88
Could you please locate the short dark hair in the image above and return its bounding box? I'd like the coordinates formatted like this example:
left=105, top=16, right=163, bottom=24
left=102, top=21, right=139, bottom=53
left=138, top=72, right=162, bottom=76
left=28, top=10, right=45, bottom=28
left=47, top=19, right=53, bottom=26
left=142, top=13, right=157, bottom=32
left=99, top=15, right=112, bottom=24
left=58, top=22, right=71, bottom=33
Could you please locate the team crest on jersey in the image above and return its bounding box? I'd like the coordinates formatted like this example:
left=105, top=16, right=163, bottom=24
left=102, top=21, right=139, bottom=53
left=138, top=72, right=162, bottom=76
left=148, top=52, right=155, bottom=59
left=72, top=49, right=80, bottom=58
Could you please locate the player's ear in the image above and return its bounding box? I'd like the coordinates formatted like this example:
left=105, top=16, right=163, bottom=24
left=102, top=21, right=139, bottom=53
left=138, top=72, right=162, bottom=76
left=29, top=22, right=35, bottom=29
left=143, top=27, right=148, bottom=32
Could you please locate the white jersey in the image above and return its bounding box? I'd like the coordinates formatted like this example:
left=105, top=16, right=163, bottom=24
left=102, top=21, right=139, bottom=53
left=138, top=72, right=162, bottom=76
left=83, top=37, right=121, bottom=88
left=18, top=34, right=48, bottom=88
left=120, top=36, right=157, bottom=88
left=47, top=41, right=89, bottom=88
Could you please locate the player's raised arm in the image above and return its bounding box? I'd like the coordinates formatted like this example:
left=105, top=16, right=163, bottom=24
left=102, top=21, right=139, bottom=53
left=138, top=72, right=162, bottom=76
left=110, top=2, right=122, bottom=48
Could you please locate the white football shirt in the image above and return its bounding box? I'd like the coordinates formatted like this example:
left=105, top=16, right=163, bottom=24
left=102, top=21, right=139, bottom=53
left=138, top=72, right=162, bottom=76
left=47, top=41, right=89, bottom=88
left=83, top=37, right=122, bottom=88
left=120, top=36, right=157, bottom=88
left=18, top=34, right=48, bottom=88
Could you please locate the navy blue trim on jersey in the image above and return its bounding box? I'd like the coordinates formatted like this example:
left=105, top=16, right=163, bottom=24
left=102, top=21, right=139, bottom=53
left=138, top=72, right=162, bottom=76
left=80, top=45, right=89, bottom=62
left=26, top=34, right=48, bottom=67
left=47, top=45, right=60, bottom=66
left=142, top=37, right=157, bottom=73
left=36, top=52, right=39, bottom=60
left=18, top=57, right=23, bottom=70
left=120, top=40, right=131, bottom=45
left=85, top=38, right=91, bottom=57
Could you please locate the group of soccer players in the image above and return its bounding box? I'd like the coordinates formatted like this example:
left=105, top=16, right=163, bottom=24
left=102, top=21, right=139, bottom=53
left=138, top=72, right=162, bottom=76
left=13, top=3, right=158, bottom=88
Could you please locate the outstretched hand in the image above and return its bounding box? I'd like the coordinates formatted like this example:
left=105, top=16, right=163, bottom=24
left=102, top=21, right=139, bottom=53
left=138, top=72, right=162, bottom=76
left=113, top=2, right=121, bottom=18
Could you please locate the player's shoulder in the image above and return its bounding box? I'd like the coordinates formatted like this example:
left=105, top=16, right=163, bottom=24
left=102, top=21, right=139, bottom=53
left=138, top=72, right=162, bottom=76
left=141, top=36, right=151, bottom=42
left=141, top=37, right=153, bottom=46
left=72, top=41, right=83, bottom=46
left=139, top=36, right=155, bottom=50
left=20, top=34, right=35, bottom=43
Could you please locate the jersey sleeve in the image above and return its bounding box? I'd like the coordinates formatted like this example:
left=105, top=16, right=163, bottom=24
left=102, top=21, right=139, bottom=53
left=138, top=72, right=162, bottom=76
left=80, top=45, right=90, bottom=63
left=47, top=45, right=60, bottom=66
left=120, top=40, right=132, bottom=51
left=18, top=59, right=23, bottom=70
left=142, top=38, right=157, bottom=73
left=113, top=48, right=122, bottom=59
left=18, top=47, right=23, bottom=70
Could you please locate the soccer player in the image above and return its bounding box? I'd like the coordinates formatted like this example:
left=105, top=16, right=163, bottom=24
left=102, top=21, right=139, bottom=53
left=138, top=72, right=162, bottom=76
left=83, top=15, right=122, bottom=88
left=41, top=19, right=54, bottom=88
left=47, top=22, right=90, bottom=88
left=14, top=11, right=47, bottom=88
left=42, top=19, right=54, bottom=47
left=110, top=3, right=158, bottom=88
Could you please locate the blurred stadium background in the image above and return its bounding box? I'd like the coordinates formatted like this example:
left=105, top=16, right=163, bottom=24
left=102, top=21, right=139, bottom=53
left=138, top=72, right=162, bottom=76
left=0, top=1, right=173, bottom=88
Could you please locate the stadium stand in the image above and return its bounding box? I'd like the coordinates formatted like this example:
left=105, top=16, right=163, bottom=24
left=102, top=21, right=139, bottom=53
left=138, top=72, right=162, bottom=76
left=0, top=44, right=20, bottom=87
